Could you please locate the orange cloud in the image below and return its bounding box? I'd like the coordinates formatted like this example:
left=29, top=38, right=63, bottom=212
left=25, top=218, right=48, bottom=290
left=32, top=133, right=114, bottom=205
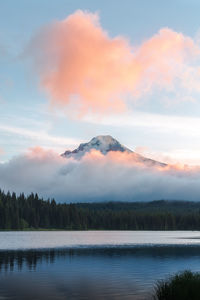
left=29, top=12, right=200, bottom=117
left=83, top=149, right=161, bottom=169
left=26, top=147, right=200, bottom=176
left=83, top=150, right=200, bottom=176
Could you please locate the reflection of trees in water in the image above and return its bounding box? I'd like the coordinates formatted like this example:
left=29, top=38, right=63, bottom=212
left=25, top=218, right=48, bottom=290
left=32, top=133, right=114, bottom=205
left=1, top=245, right=200, bottom=272
left=0, top=248, right=84, bottom=272
left=0, top=250, right=55, bottom=272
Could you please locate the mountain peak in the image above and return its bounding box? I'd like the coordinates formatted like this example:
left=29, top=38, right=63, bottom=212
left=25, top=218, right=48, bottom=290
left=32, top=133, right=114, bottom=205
left=61, top=135, right=132, bottom=158
left=91, top=135, right=116, bottom=144
left=61, top=135, right=166, bottom=167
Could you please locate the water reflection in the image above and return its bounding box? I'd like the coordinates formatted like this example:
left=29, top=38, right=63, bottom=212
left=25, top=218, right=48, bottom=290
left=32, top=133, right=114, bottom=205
left=1, top=245, right=200, bottom=272
left=1, top=246, right=200, bottom=299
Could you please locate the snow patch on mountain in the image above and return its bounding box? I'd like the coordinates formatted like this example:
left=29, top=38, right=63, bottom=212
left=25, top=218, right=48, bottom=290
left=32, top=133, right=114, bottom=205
left=61, top=135, right=132, bottom=158
left=61, top=135, right=166, bottom=167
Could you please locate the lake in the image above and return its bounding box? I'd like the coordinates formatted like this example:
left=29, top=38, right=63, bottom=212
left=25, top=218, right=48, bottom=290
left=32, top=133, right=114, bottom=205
left=1, top=231, right=200, bottom=299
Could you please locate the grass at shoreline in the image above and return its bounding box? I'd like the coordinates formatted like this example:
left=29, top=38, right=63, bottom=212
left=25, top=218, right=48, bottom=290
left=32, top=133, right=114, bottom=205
left=154, top=270, right=200, bottom=300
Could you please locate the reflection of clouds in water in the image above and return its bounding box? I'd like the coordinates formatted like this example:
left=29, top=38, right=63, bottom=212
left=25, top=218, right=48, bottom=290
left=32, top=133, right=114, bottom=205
left=0, top=248, right=146, bottom=299
left=0, top=276, right=144, bottom=300
left=1, top=247, right=200, bottom=299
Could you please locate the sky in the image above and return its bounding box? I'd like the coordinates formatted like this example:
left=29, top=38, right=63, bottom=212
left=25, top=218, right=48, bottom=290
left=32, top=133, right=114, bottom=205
left=2, top=1, right=200, bottom=201
left=1, top=0, right=200, bottom=165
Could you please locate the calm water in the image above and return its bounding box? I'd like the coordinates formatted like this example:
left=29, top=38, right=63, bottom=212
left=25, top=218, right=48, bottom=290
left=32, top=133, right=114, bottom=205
left=1, top=231, right=200, bottom=299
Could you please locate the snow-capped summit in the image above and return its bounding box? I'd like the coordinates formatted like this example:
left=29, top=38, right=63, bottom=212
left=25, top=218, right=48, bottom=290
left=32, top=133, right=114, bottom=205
left=61, top=135, right=166, bottom=167
left=61, top=135, right=132, bottom=158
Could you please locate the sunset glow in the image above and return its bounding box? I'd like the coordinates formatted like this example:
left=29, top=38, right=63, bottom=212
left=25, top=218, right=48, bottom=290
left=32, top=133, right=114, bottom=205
left=1, top=1, right=200, bottom=202
left=28, top=11, right=200, bottom=117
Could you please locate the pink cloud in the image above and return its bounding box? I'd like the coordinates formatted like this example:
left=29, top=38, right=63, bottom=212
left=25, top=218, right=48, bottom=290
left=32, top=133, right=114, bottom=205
left=0, top=148, right=4, bottom=155
left=26, top=146, right=63, bottom=162
left=28, top=10, right=200, bottom=117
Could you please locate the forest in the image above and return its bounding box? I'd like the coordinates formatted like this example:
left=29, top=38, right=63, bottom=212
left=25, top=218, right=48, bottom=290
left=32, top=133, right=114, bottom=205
left=1, top=189, right=200, bottom=230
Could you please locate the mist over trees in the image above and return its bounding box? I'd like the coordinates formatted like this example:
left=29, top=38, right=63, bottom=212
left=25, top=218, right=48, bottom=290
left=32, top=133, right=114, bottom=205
left=2, top=148, right=200, bottom=203
left=1, top=189, right=200, bottom=230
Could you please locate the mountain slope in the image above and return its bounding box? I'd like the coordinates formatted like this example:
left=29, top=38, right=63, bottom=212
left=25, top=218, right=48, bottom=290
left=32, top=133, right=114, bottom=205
left=62, top=135, right=131, bottom=157
left=61, top=135, right=166, bottom=167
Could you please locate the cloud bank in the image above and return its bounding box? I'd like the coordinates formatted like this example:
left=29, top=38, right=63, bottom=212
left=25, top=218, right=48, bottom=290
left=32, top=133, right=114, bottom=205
left=28, top=10, right=200, bottom=117
left=1, top=147, right=200, bottom=202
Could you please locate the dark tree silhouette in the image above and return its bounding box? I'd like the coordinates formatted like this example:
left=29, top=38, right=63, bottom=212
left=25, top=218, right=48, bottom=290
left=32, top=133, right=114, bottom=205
left=0, top=189, right=200, bottom=230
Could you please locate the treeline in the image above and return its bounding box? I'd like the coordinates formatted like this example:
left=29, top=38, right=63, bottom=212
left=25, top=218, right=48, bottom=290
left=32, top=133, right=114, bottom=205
left=1, top=189, right=200, bottom=230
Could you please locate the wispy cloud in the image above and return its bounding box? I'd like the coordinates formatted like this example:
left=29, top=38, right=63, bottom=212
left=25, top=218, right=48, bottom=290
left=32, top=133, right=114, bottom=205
left=0, top=124, right=81, bottom=149
left=135, top=147, right=200, bottom=166
left=84, top=111, right=200, bottom=137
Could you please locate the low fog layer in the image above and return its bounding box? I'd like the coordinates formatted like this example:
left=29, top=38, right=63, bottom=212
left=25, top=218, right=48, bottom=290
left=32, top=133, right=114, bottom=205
left=0, top=147, right=200, bottom=202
